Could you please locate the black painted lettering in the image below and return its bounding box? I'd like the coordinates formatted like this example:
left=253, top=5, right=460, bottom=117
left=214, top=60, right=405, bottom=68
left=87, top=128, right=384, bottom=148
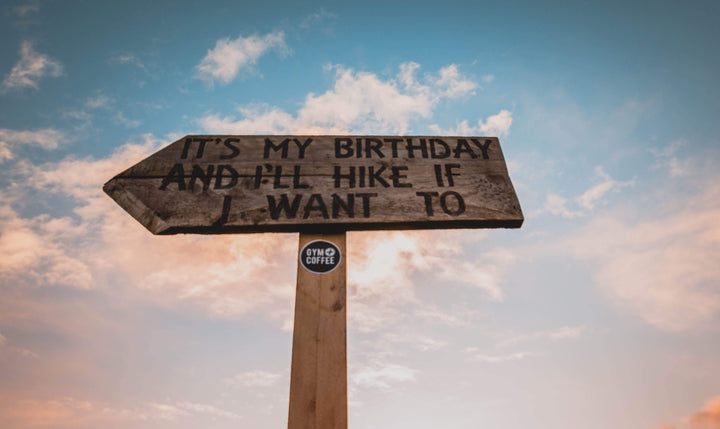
left=416, top=191, right=439, bottom=216
left=358, top=166, right=366, bottom=188
left=179, top=137, right=212, bottom=160
left=444, top=164, right=461, bottom=186
left=440, top=191, right=466, bottom=215
left=253, top=165, right=263, bottom=189
left=453, top=139, right=477, bottom=159
left=273, top=165, right=289, bottom=189
left=471, top=138, right=492, bottom=160
left=430, top=138, right=450, bottom=158
left=180, top=138, right=192, bottom=159
left=356, top=138, right=362, bottom=158
left=384, top=138, right=403, bottom=158
left=369, top=166, right=390, bottom=188
left=390, top=166, right=412, bottom=188
left=365, top=138, right=385, bottom=158
left=194, top=138, right=212, bottom=159
left=293, top=138, right=313, bottom=159
left=189, top=164, right=214, bottom=191
left=332, top=193, right=355, bottom=218
left=356, top=193, right=377, bottom=217
left=264, top=138, right=290, bottom=158
left=405, top=138, right=428, bottom=158
left=434, top=165, right=444, bottom=187
left=267, top=194, right=302, bottom=219
left=334, top=166, right=356, bottom=188
left=303, top=194, right=329, bottom=219
left=220, top=138, right=241, bottom=159
left=293, top=165, right=309, bottom=189
left=214, top=165, right=239, bottom=189
left=335, top=138, right=353, bottom=158
left=159, top=163, right=186, bottom=190
left=213, top=196, right=232, bottom=226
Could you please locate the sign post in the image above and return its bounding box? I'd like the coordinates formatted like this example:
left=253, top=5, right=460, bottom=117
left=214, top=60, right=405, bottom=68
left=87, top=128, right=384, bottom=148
left=289, top=233, right=347, bottom=428
left=103, top=135, right=523, bottom=428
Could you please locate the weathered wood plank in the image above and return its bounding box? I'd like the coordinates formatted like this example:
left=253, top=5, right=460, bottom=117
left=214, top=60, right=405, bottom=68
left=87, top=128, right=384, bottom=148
left=288, top=233, right=347, bottom=429
left=103, top=135, right=523, bottom=234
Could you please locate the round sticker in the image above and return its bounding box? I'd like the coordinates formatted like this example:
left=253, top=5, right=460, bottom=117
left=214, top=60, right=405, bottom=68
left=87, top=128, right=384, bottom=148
left=300, top=240, right=342, bottom=274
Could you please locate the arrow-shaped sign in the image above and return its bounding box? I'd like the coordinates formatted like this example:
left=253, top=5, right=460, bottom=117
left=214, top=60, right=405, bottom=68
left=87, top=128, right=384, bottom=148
left=103, top=135, right=523, bottom=234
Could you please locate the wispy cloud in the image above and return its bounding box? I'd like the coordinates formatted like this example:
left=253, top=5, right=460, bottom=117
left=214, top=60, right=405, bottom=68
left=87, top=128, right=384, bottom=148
left=577, top=166, right=634, bottom=210
left=85, top=94, right=112, bottom=109
left=565, top=174, right=720, bottom=332
left=108, top=53, right=146, bottom=70
left=2, top=41, right=62, bottom=91
left=113, top=112, right=141, bottom=128
left=299, top=8, right=337, bottom=29
left=465, top=348, right=539, bottom=363
left=351, top=363, right=417, bottom=390
left=533, top=167, right=633, bottom=218
left=495, top=325, right=586, bottom=348
left=429, top=109, right=513, bottom=137
left=224, top=370, right=283, bottom=388
left=651, top=139, right=690, bottom=178
left=12, top=3, right=39, bottom=17
left=148, top=402, right=241, bottom=421
left=195, top=31, right=287, bottom=85
left=0, top=128, right=67, bottom=162
left=0, top=396, right=241, bottom=428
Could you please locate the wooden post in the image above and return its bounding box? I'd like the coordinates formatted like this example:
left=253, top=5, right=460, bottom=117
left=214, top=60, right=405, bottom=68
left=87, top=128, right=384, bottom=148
left=288, top=232, right=348, bottom=429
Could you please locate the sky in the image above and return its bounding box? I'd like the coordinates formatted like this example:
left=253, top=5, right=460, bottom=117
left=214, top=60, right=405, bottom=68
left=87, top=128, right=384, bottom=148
left=1, top=0, right=719, bottom=428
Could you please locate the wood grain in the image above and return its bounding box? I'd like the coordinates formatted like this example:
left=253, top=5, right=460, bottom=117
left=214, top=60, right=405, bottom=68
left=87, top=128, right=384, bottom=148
left=288, top=233, right=347, bottom=429
left=103, top=135, right=524, bottom=234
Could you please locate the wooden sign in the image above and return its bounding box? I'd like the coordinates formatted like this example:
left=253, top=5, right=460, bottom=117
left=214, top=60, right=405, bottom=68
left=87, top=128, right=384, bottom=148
left=104, top=134, right=524, bottom=429
left=103, top=135, right=523, bottom=234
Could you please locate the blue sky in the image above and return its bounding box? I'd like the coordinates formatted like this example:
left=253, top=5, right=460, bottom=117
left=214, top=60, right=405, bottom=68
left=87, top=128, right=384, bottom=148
left=1, top=1, right=720, bottom=428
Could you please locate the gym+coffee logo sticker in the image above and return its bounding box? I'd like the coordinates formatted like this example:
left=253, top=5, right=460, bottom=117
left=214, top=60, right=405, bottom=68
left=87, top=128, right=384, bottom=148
left=300, top=240, right=341, bottom=274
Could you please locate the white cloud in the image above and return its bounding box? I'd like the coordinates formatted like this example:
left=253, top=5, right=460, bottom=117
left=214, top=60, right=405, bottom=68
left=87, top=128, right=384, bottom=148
left=85, top=94, right=112, bottom=109
left=577, top=166, right=634, bottom=210
left=225, top=370, right=283, bottom=388
left=2, top=41, right=62, bottom=91
left=565, top=176, right=720, bottom=332
left=351, top=363, right=417, bottom=390
left=0, top=128, right=67, bottom=161
left=533, top=167, right=633, bottom=218
left=299, top=8, right=337, bottom=29
left=347, top=230, right=511, bottom=333
left=114, top=112, right=141, bottom=128
left=165, top=402, right=241, bottom=420
left=495, top=325, right=586, bottom=348
left=0, top=200, right=94, bottom=289
left=536, top=193, right=583, bottom=219
left=0, top=142, right=12, bottom=162
left=432, top=64, right=479, bottom=99
left=465, top=349, right=538, bottom=363
left=196, top=31, right=287, bottom=84
left=199, top=62, right=479, bottom=135
left=429, top=109, right=513, bottom=137
left=0, top=397, right=142, bottom=428
left=651, top=139, right=690, bottom=178
left=108, top=54, right=146, bottom=70
left=0, top=396, right=241, bottom=427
